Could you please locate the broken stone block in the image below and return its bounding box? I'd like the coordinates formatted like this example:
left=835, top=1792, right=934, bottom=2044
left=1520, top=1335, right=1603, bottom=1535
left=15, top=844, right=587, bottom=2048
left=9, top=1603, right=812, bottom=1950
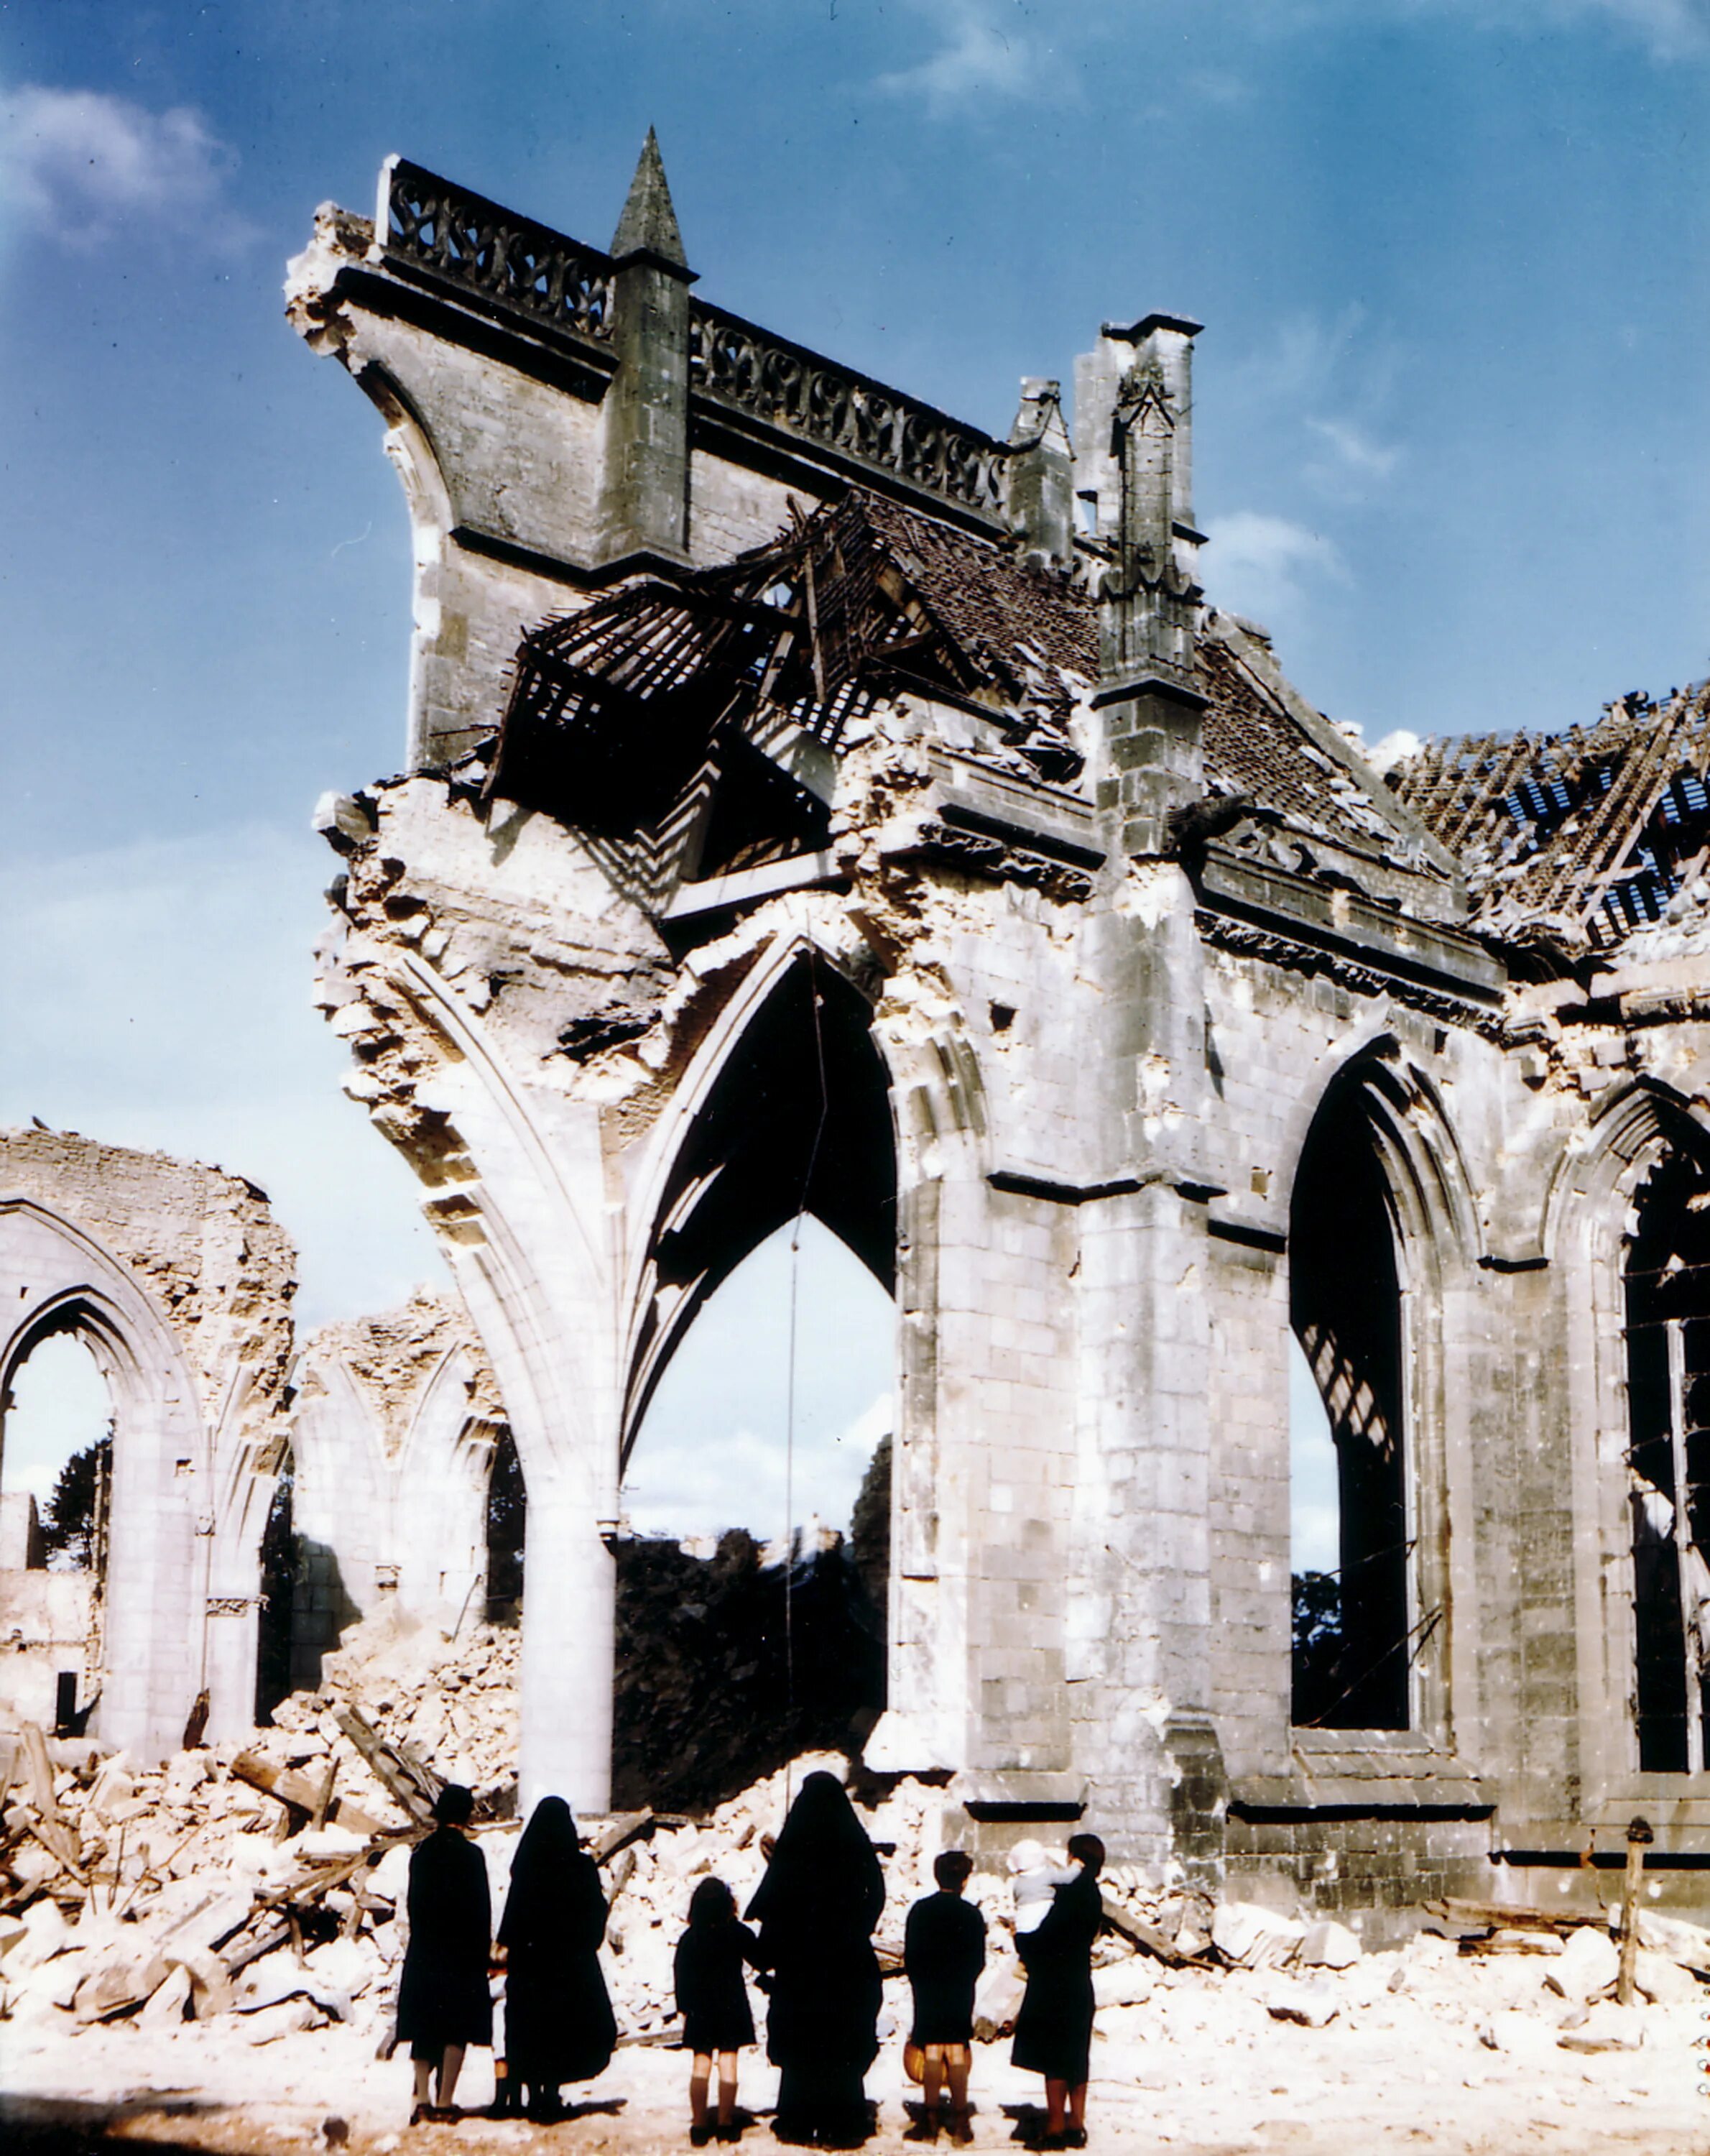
left=1543, top=1925, right=1619, bottom=2004
left=1093, top=1954, right=1156, bottom=2009
left=166, top=1942, right=235, bottom=2018
left=139, top=1962, right=194, bottom=2030
left=1297, top=1919, right=1362, bottom=1969
left=160, top=1751, right=211, bottom=1807
left=151, top=1874, right=253, bottom=1958
left=1212, top=1901, right=1306, bottom=1970
left=1557, top=2001, right=1645, bottom=2053
left=304, top=1936, right=374, bottom=1999
left=1630, top=1908, right=1710, bottom=1973
left=1632, top=1947, right=1701, bottom=2005
left=242, top=1996, right=318, bottom=2045
left=314, top=791, right=377, bottom=853
left=1, top=1894, right=70, bottom=1974
left=971, top=1956, right=1025, bottom=2040
left=73, top=1945, right=170, bottom=2023
left=1266, top=1978, right=1340, bottom=2027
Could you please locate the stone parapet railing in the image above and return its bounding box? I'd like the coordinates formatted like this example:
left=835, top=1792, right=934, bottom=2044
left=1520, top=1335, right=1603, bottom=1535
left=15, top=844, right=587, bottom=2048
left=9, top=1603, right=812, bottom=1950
left=373, top=159, right=1009, bottom=525
left=377, top=156, right=616, bottom=346
left=691, top=300, right=1007, bottom=520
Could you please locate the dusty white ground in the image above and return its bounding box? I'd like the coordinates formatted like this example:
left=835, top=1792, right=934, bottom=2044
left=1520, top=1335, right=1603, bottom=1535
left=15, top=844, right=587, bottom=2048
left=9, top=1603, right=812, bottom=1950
left=2, top=1949, right=1702, bottom=2156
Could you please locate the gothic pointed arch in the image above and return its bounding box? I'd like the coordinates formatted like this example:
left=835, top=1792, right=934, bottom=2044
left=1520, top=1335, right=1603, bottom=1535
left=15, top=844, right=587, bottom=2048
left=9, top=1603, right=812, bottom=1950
left=621, top=941, right=898, bottom=1461
left=1285, top=1044, right=1476, bottom=1734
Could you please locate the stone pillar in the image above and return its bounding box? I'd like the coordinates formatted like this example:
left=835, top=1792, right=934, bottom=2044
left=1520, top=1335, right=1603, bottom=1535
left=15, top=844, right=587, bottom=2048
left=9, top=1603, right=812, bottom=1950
left=596, top=129, right=695, bottom=571
left=202, top=1595, right=261, bottom=1746
left=1071, top=1181, right=1221, bottom=1870
left=1006, top=379, right=1074, bottom=567
left=1069, top=307, right=1226, bottom=1876
left=517, top=1485, right=616, bottom=1817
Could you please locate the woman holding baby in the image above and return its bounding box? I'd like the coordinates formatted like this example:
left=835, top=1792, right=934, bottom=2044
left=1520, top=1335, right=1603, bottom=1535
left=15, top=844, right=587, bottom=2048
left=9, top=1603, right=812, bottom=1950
left=1009, top=1833, right=1105, bottom=2151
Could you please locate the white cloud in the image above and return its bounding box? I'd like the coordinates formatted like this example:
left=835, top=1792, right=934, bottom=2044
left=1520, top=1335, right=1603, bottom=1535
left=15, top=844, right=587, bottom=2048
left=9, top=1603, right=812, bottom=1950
left=0, top=84, right=251, bottom=250
left=876, top=1, right=1065, bottom=113
left=1202, top=509, right=1346, bottom=637
left=1307, top=417, right=1401, bottom=485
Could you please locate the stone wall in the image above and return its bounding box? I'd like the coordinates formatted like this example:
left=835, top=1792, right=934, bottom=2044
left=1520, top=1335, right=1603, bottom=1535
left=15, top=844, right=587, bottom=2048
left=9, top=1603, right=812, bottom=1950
left=0, top=1127, right=296, bottom=1757
left=286, top=142, right=1710, bottom=1908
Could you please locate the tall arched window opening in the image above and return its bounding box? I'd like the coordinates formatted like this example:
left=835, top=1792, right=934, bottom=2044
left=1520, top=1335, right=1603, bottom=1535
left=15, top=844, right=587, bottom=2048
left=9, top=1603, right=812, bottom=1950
left=254, top=1451, right=297, bottom=1725
left=486, top=1427, right=526, bottom=1626
left=616, top=957, right=896, bottom=1809
left=1289, top=1076, right=1410, bottom=1730
left=0, top=1327, right=113, bottom=1733
left=1623, top=1144, right=1710, bottom=1774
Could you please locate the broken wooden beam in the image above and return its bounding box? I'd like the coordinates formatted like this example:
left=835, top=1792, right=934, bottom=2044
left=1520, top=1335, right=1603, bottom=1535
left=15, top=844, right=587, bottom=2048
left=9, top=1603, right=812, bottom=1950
left=229, top=1751, right=385, bottom=1839
left=332, top=1708, right=440, bottom=1825
left=585, top=1809, right=655, bottom=1864
left=1101, top=1894, right=1188, bottom=1965
left=1424, top=1897, right=1604, bottom=1934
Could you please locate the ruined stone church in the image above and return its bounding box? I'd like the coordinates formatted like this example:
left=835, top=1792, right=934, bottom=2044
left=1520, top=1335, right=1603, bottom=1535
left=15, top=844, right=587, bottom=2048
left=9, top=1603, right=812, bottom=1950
left=4, top=137, right=1709, bottom=1919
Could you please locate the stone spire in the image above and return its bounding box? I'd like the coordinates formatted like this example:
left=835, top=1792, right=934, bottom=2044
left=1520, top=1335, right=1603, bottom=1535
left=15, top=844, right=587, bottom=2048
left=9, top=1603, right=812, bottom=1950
left=597, top=131, right=696, bottom=571
left=1078, top=311, right=1207, bottom=857
left=611, top=126, right=686, bottom=267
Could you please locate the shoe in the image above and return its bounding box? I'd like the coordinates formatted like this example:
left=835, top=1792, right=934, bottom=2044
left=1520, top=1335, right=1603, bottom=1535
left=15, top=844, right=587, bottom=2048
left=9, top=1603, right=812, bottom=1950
left=716, top=2127, right=742, bottom=2144
left=948, top=2115, right=974, bottom=2146
left=692, top=2127, right=715, bottom=2148
left=409, top=2107, right=432, bottom=2129
left=905, top=2120, right=940, bottom=2144
left=1064, top=2132, right=1086, bottom=2150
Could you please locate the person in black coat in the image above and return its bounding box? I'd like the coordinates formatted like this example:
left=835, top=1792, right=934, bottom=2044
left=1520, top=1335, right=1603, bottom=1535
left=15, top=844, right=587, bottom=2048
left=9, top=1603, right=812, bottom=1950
left=746, top=1771, right=885, bottom=2147
left=674, top=1875, right=766, bottom=2144
left=496, top=1796, right=617, bottom=2122
left=1009, top=1833, right=1104, bottom=2150
left=397, top=1784, right=492, bottom=2123
left=902, top=1851, right=986, bottom=2143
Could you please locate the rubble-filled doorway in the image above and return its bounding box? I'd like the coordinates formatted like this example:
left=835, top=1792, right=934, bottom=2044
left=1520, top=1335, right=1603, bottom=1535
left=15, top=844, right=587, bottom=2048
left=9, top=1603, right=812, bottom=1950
left=486, top=1427, right=525, bottom=1626
left=1623, top=1143, right=1710, bottom=1773
left=254, top=1450, right=297, bottom=1724
left=1288, top=1071, right=1411, bottom=1730
left=616, top=956, right=897, bottom=1808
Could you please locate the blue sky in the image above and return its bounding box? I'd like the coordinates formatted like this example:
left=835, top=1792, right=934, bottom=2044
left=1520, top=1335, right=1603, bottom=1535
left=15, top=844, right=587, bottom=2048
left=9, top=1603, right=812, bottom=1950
left=2, top=1, right=1706, bottom=1529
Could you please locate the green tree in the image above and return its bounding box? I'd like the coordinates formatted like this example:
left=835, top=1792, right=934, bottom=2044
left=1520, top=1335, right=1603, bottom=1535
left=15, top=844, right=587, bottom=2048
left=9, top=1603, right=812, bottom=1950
left=40, top=1430, right=112, bottom=1572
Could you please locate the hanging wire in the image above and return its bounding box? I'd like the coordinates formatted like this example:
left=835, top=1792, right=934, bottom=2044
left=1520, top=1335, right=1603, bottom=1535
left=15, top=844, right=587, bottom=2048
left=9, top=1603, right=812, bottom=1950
left=781, top=954, right=833, bottom=1817
left=1293, top=1603, right=1444, bottom=1731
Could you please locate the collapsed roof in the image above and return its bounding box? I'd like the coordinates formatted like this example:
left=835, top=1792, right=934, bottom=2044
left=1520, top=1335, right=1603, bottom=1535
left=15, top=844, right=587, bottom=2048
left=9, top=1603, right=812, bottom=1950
left=1392, top=682, right=1710, bottom=964
left=482, top=489, right=1453, bottom=913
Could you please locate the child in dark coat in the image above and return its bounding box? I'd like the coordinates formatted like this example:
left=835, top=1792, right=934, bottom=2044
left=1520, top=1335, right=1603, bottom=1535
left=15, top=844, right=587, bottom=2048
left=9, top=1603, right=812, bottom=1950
left=902, top=1851, right=986, bottom=2143
left=396, top=1784, right=492, bottom=2124
left=674, top=1876, right=764, bottom=2144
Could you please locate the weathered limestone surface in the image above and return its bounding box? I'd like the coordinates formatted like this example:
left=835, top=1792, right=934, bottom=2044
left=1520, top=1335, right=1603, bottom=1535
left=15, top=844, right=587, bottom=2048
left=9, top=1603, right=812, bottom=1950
left=0, top=1128, right=296, bottom=1758
left=289, top=1287, right=502, bottom=1683
left=287, top=144, right=1710, bottom=1912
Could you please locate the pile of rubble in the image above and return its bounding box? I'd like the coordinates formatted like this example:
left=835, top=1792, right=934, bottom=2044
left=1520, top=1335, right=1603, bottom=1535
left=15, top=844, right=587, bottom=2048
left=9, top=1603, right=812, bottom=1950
left=4, top=1678, right=1708, bottom=2074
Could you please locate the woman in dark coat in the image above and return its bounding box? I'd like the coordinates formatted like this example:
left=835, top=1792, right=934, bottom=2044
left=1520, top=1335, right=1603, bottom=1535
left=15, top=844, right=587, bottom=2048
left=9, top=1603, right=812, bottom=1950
left=746, top=1771, right=885, bottom=2147
left=497, top=1796, right=618, bottom=2122
left=1009, top=1833, right=1104, bottom=2150
left=397, top=1784, right=492, bottom=2123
